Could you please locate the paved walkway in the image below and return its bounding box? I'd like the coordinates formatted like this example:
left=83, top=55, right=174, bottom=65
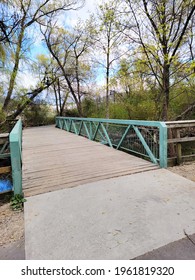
left=25, top=169, right=195, bottom=259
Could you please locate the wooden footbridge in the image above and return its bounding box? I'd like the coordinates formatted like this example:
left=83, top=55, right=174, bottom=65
left=5, top=117, right=171, bottom=197
left=22, top=126, right=160, bottom=197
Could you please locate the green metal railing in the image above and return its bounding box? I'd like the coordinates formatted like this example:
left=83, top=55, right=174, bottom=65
left=56, top=117, right=167, bottom=168
left=9, top=119, right=22, bottom=195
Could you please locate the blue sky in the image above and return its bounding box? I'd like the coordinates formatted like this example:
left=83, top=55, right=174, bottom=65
left=22, top=0, right=103, bottom=90
left=30, top=0, right=97, bottom=59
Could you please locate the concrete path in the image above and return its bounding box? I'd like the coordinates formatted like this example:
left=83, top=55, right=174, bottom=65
left=25, top=169, right=195, bottom=259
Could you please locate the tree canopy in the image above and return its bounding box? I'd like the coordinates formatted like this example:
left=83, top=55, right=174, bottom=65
left=1, top=0, right=195, bottom=125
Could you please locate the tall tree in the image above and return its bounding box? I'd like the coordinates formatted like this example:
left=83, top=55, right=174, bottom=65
left=52, top=77, right=69, bottom=116
left=125, top=0, right=195, bottom=120
left=2, top=0, right=83, bottom=112
left=94, top=0, right=126, bottom=118
left=3, top=51, right=58, bottom=121
left=42, top=18, right=94, bottom=116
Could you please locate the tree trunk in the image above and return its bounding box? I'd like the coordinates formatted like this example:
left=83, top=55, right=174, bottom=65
left=75, top=56, right=83, bottom=117
left=3, top=21, right=25, bottom=111
left=106, top=52, right=110, bottom=119
left=7, top=83, right=53, bottom=120
left=57, top=78, right=61, bottom=114
left=77, top=98, right=83, bottom=117
left=60, top=92, right=69, bottom=116
left=53, top=83, right=60, bottom=115
left=162, top=63, right=170, bottom=121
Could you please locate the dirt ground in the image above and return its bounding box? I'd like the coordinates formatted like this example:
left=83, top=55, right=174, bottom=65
left=0, top=162, right=195, bottom=259
left=0, top=197, right=24, bottom=259
left=0, top=201, right=24, bottom=246
left=168, top=162, right=195, bottom=182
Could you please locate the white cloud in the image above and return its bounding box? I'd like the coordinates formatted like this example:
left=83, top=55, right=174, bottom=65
left=17, top=71, right=39, bottom=89
left=65, top=0, right=98, bottom=26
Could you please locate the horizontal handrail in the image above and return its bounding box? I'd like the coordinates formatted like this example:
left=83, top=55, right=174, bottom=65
left=9, top=119, right=22, bottom=195
left=57, top=116, right=165, bottom=127
left=56, top=117, right=167, bottom=168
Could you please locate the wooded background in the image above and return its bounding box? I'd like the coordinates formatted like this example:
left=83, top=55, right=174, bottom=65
left=1, top=0, right=195, bottom=126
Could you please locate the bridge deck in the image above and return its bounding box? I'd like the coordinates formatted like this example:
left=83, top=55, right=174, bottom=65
left=23, top=126, right=159, bottom=197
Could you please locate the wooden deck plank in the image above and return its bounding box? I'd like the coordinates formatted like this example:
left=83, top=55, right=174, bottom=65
left=23, top=164, right=156, bottom=187
left=23, top=126, right=159, bottom=197
left=24, top=166, right=158, bottom=197
left=23, top=162, right=153, bottom=176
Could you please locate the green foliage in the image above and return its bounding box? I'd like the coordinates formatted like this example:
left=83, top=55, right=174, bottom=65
left=169, top=83, right=195, bottom=120
left=23, top=100, right=55, bottom=127
left=65, top=108, right=80, bottom=117
left=10, top=194, right=26, bottom=211
left=80, top=91, right=158, bottom=121
left=1, top=0, right=195, bottom=122
left=109, top=103, right=129, bottom=119
left=82, top=97, right=97, bottom=117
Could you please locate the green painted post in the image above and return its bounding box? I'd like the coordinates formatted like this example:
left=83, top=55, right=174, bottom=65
left=9, top=119, right=22, bottom=195
left=159, top=122, right=167, bottom=168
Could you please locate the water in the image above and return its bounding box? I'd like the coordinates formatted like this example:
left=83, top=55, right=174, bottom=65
left=0, top=180, right=12, bottom=193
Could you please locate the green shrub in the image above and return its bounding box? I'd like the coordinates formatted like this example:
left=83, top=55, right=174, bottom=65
left=10, top=194, right=26, bottom=211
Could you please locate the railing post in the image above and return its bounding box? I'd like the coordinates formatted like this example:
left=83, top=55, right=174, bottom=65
left=9, top=119, right=22, bottom=195
left=176, top=129, right=182, bottom=165
left=159, top=122, right=167, bottom=168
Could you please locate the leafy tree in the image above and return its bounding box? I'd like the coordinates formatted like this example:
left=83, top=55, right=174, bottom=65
left=125, top=0, right=195, bottom=120
left=2, top=0, right=83, bottom=112
left=82, top=97, right=97, bottom=117
left=52, top=77, right=69, bottom=116
left=42, top=17, right=95, bottom=116
left=94, top=0, right=127, bottom=118
left=23, top=99, right=55, bottom=126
